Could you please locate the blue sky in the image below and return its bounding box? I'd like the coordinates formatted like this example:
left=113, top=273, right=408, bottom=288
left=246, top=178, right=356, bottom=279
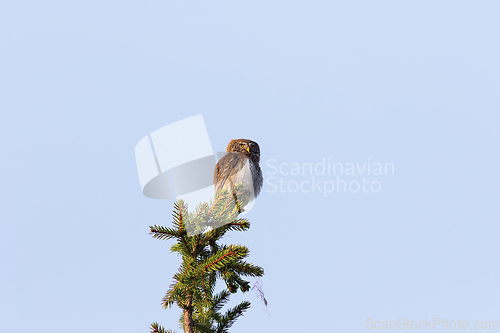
left=1, top=1, right=499, bottom=332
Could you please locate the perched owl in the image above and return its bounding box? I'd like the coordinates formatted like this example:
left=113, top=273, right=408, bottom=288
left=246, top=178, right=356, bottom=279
left=213, top=139, right=263, bottom=204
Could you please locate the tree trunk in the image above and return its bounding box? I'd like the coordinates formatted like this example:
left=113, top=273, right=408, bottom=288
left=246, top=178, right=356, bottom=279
left=183, top=296, right=194, bottom=333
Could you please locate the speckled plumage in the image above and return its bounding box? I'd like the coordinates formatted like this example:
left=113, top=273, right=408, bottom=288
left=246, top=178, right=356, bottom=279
left=213, top=139, right=263, bottom=201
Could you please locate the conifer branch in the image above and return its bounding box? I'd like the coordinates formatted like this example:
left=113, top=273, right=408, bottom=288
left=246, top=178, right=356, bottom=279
left=150, top=183, right=264, bottom=333
left=150, top=322, right=176, bottom=333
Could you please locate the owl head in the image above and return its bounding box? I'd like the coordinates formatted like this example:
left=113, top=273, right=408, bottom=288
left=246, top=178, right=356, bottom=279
left=226, top=139, right=260, bottom=163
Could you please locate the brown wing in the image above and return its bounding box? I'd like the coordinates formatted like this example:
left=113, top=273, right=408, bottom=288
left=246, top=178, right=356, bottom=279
left=213, top=152, right=245, bottom=191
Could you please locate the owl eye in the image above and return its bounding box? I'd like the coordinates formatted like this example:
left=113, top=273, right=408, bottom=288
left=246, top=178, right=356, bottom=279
left=239, top=144, right=244, bottom=148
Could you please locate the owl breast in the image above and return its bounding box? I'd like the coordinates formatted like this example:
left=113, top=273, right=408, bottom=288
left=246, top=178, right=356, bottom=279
left=222, top=158, right=262, bottom=200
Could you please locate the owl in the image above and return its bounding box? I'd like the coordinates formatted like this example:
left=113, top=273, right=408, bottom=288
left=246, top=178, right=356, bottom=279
left=213, top=139, right=263, bottom=205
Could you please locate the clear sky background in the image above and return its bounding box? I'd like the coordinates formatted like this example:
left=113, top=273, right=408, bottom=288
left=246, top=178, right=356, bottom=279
left=1, top=1, right=499, bottom=332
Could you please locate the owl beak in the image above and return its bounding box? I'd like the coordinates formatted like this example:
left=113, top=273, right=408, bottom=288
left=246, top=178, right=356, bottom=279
left=246, top=146, right=250, bottom=152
